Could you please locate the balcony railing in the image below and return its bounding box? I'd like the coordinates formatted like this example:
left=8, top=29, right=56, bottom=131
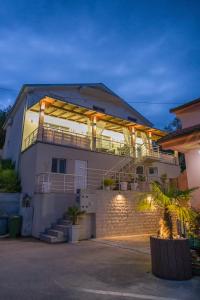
left=35, top=169, right=152, bottom=194
left=23, top=125, right=177, bottom=164
left=35, top=167, right=178, bottom=194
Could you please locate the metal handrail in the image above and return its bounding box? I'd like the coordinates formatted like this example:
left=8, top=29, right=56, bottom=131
left=35, top=168, right=164, bottom=194
left=23, top=125, right=177, bottom=164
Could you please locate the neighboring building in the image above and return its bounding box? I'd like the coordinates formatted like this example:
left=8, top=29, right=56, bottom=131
left=3, top=83, right=180, bottom=240
left=159, top=97, right=200, bottom=210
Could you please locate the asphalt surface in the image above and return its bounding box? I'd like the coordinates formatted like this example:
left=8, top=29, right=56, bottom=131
left=0, top=237, right=199, bottom=300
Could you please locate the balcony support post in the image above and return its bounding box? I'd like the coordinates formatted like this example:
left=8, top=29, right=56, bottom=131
left=91, top=115, right=97, bottom=151
left=129, top=126, right=136, bottom=157
left=147, top=131, right=153, bottom=155
left=174, top=150, right=179, bottom=165
left=37, top=101, right=46, bottom=141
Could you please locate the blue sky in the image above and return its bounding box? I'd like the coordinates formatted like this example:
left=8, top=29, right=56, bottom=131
left=0, top=0, right=200, bottom=128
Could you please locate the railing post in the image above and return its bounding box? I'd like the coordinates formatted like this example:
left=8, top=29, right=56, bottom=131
left=91, top=115, right=97, bottom=151
left=174, top=150, right=179, bottom=165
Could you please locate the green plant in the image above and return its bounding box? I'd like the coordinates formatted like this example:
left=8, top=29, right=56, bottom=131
left=103, top=178, right=115, bottom=187
left=137, top=181, right=197, bottom=239
left=137, top=175, right=146, bottom=182
left=0, top=159, right=15, bottom=170
left=128, top=174, right=135, bottom=183
left=66, top=206, right=85, bottom=225
left=0, top=169, right=21, bottom=192
left=187, top=211, right=200, bottom=238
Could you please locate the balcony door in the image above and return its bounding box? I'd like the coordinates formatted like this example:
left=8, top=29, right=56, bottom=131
left=74, top=160, right=87, bottom=192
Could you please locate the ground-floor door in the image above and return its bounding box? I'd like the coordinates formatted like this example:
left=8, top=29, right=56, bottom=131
left=74, top=160, right=87, bottom=191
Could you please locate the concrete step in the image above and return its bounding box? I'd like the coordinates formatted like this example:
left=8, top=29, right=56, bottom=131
left=59, top=219, right=72, bottom=226
left=53, top=224, right=70, bottom=235
left=47, top=229, right=65, bottom=238
left=40, top=233, right=67, bottom=244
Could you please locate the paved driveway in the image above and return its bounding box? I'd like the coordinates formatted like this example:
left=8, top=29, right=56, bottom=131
left=0, top=237, right=199, bottom=300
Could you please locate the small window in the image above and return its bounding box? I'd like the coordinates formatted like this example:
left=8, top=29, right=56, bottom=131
left=51, top=158, right=67, bottom=174
left=128, top=116, right=137, bottom=122
left=149, top=167, right=158, bottom=175
left=93, top=105, right=105, bottom=113
left=136, top=166, right=144, bottom=175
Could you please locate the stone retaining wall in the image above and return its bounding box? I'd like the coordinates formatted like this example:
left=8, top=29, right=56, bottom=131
left=80, top=191, right=163, bottom=238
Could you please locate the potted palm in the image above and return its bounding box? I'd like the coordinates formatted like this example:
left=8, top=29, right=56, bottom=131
left=103, top=178, right=115, bottom=191
left=137, top=181, right=197, bottom=280
left=67, top=206, right=85, bottom=243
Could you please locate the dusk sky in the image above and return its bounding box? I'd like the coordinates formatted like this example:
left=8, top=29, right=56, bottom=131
left=0, top=0, right=200, bottom=128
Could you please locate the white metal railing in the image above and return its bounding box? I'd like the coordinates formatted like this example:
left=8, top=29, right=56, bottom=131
left=23, top=125, right=177, bottom=164
left=35, top=167, right=166, bottom=194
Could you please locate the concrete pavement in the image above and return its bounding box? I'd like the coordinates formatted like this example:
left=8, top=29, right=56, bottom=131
left=0, top=237, right=199, bottom=300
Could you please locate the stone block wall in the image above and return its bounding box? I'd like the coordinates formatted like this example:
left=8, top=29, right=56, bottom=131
left=80, top=191, right=163, bottom=238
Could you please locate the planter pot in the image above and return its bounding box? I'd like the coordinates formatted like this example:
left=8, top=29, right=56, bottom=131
left=130, top=182, right=138, bottom=191
left=105, top=186, right=111, bottom=191
left=0, top=216, right=8, bottom=235
left=150, top=236, right=192, bottom=280
left=69, top=225, right=80, bottom=243
left=120, top=182, right=128, bottom=191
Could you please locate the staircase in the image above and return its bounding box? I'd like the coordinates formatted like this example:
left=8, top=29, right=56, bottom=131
left=40, top=218, right=72, bottom=243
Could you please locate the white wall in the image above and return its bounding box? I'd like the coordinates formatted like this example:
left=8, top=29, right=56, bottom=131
left=176, top=104, right=200, bottom=129
left=32, top=192, right=76, bottom=237
left=152, top=161, right=180, bottom=179
left=185, top=149, right=200, bottom=209
left=3, top=96, right=27, bottom=168
left=27, top=85, right=150, bottom=126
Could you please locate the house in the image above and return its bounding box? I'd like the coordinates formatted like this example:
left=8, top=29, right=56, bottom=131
left=159, top=97, right=200, bottom=210
left=2, top=83, right=180, bottom=241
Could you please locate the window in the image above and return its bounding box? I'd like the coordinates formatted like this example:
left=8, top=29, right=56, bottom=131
left=51, top=158, right=67, bottom=174
left=149, top=167, right=158, bottom=175
left=136, top=166, right=144, bottom=175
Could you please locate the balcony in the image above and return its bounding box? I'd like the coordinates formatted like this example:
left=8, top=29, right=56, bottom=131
left=23, top=124, right=177, bottom=164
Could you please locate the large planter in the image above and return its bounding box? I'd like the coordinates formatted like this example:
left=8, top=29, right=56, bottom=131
left=0, top=216, right=8, bottom=235
left=150, top=236, right=192, bottom=280
left=69, top=225, right=80, bottom=243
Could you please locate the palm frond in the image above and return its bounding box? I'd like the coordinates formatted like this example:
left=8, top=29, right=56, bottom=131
left=137, top=197, right=156, bottom=212
left=150, top=182, right=171, bottom=207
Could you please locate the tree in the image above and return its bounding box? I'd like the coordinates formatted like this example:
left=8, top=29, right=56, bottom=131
left=0, top=106, right=12, bottom=148
left=137, top=181, right=197, bottom=239
left=164, top=117, right=182, bottom=132
left=164, top=117, right=185, bottom=172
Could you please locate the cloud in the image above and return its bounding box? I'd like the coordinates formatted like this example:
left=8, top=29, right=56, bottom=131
left=0, top=0, right=200, bottom=129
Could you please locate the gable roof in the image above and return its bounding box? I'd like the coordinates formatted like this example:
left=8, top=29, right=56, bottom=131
left=170, top=97, right=200, bottom=113
left=159, top=123, right=200, bottom=144
left=5, top=83, right=153, bottom=127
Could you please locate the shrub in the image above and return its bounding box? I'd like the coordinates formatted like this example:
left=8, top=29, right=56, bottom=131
left=0, top=169, right=21, bottom=192
left=0, top=159, right=15, bottom=170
